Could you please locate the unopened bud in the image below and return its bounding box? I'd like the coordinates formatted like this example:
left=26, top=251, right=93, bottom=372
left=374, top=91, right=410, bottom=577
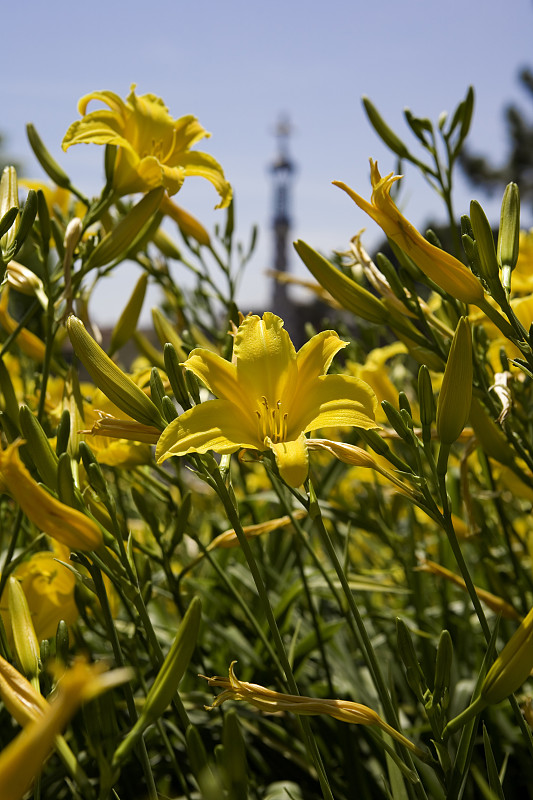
left=66, top=315, right=166, bottom=430
left=437, top=317, right=472, bottom=446
left=8, top=578, right=41, bottom=679
left=498, top=182, right=520, bottom=293
left=0, top=167, right=19, bottom=255
left=109, top=272, right=148, bottom=356
left=362, top=97, right=411, bottom=159
left=470, top=201, right=503, bottom=300
left=418, top=365, right=435, bottom=431
left=294, top=240, right=389, bottom=324
left=85, top=187, right=164, bottom=271
left=112, top=597, right=201, bottom=768
left=481, top=605, right=533, bottom=705
left=26, top=123, right=71, bottom=189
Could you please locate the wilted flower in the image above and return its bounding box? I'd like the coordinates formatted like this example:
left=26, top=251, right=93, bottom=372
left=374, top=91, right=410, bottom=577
left=1, top=543, right=78, bottom=641
left=203, top=662, right=427, bottom=759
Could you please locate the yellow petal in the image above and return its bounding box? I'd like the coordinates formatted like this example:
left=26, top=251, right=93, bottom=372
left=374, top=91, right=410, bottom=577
left=292, top=375, right=377, bottom=436
left=0, top=442, right=102, bottom=551
left=156, top=399, right=261, bottom=463
left=234, top=314, right=298, bottom=408
left=295, top=330, right=348, bottom=395
left=267, top=433, right=309, bottom=487
left=334, top=161, right=485, bottom=305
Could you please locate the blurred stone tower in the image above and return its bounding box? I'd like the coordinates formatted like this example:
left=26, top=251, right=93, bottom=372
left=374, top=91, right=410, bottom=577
left=270, top=115, right=296, bottom=328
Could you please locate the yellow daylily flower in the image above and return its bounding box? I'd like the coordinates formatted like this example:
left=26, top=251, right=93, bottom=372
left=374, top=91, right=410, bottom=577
left=62, top=85, right=232, bottom=208
left=0, top=659, right=131, bottom=800
left=334, top=160, right=485, bottom=306
left=1, top=543, right=78, bottom=641
left=0, top=286, right=47, bottom=363
left=0, top=441, right=102, bottom=551
left=156, top=313, right=378, bottom=487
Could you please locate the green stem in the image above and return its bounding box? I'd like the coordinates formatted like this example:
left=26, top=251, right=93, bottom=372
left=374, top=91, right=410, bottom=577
left=209, top=466, right=334, bottom=800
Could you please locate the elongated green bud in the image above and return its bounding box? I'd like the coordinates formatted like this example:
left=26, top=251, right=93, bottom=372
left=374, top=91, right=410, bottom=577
left=85, top=187, right=164, bottom=271
left=112, top=597, right=201, bottom=767
left=470, top=396, right=515, bottom=466
left=0, top=167, right=19, bottom=256
left=461, top=232, right=482, bottom=277
left=149, top=367, right=167, bottom=415
left=164, top=342, right=192, bottom=410
left=375, top=252, right=408, bottom=302
left=418, top=365, right=435, bottom=431
left=481, top=605, right=533, bottom=705
left=26, top=123, right=71, bottom=189
left=66, top=315, right=166, bottom=430
left=222, top=709, right=248, bottom=798
left=396, top=618, right=426, bottom=700
left=498, top=182, right=520, bottom=293
left=152, top=308, right=187, bottom=360
left=358, top=429, right=413, bottom=473
left=0, top=356, right=19, bottom=426
left=109, top=272, right=148, bottom=356
left=142, top=596, right=201, bottom=722
left=294, top=240, right=389, bottom=324
left=8, top=578, right=40, bottom=678
left=436, top=318, right=473, bottom=446
left=470, top=200, right=502, bottom=299
left=55, top=620, right=70, bottom=665
left=14, top=190, right=38, bottom=257
left=18, top=404, right=59, bottom=490
left=382, top=400, right=414, bottom=443
left=433, top=630, right=453, bottom=707
left=362, top=97, right=411, bottom=159
left=57, top=452, right=77, bottom=508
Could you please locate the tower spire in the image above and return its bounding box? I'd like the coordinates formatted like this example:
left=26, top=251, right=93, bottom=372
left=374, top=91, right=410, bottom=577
left=270, top=114, right=295, bottom=324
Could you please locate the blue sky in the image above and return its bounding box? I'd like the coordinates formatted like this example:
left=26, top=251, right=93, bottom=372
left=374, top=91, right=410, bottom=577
left=3, top=0, right=533, bottom=323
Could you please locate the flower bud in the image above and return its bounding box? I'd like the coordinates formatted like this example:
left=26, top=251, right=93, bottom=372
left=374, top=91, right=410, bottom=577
left=0, top=167, right=19, bottom=256
left=85, top=187, right=164, bottom=271
left=469, top=396, right=515, bottom=466
left=294, top=240, right=389, bottom=325
left=66, top=315, right=166, bottom=430
left=160, top=196, right=211, bottom=246
left=26, top=123, right=72, bottom=189
left=362, top=97, right=411, bottom=159
left=112, top=597, right=201, bottom=768
left=18, top=404, right=59, bottom=490
left=470, top=200, right=504, bottom=300
left=481, top=605, right=533, bottom=705
left=433, top=630, right=453, bottom=707
left=109, top=272, right=148, bottom=356
left=418, top=365, right=435, bottom=431
left=5, top=261, right=46, bottom=308
left=436, top=318, right=472, bottom=446
left=7, top=578, right=40, bottom=679
left=497, top=182, right=520, bottom=293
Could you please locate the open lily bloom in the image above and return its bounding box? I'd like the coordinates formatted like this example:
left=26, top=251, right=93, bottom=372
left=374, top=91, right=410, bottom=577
left=334, top=160, right=485, bottom=306
left=62, top=85, right=232, bottom=208
left=156, top=313, right=377, bottom=487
